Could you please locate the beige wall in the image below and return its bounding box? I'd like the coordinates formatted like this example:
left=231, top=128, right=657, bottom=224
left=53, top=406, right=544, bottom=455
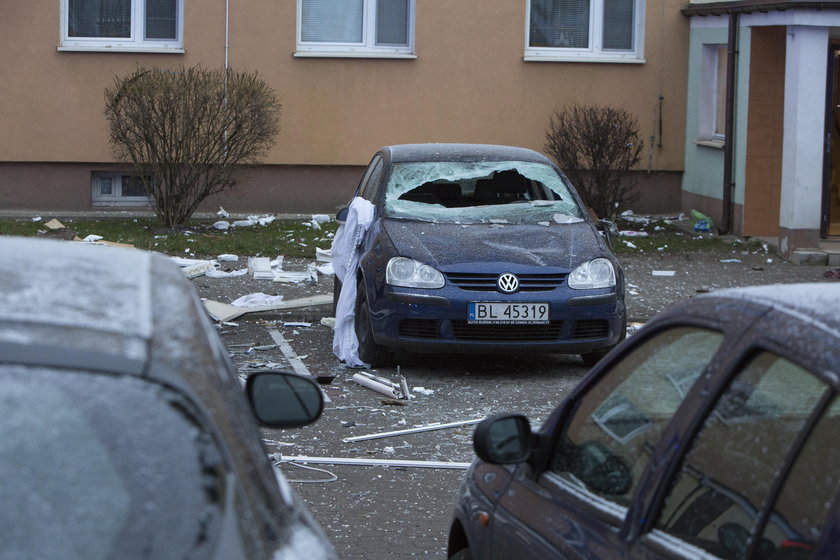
left=1, top=1, right=689, bottom=171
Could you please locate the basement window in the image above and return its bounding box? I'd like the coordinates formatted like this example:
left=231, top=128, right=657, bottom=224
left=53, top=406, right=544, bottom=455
left=91, top=172, right=152, bottom=207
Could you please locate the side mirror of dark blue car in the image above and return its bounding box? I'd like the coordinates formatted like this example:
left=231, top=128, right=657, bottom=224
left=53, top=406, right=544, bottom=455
left=336, top=207, right=349, bottom=224
left=245, top=370, right=324, bottom=428
left=473, top=414, right=533, bottom=464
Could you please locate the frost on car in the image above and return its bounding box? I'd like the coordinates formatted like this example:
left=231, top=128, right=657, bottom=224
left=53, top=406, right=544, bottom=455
left=0, top=236, right=335, bottom=560
left=332, top=144, right=626, bottom=368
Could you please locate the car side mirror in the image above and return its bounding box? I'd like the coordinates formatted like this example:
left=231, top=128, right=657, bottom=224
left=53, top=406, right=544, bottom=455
left=473, top=414, right=533, bottom=464
left=336, top=207, right=349, bottom=224
left=245, top=370, right=324, bottom=428
left=596, top=219, right=618, bottom=246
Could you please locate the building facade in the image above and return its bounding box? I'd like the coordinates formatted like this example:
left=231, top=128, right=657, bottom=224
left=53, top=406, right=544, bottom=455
left=0, top=0, right=687, bottom=217
left=681, top=0, right=840, bottom=255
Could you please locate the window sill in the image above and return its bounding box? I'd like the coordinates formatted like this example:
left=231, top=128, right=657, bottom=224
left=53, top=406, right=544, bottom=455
left=695, top=138, right=725, bottom=149
left=293, top=51, right=416, bottom=59
left=58, top=46, right=184, bottom=54
left=524, top=55, right=645, bottom=64
left=92, top=200, right=152, bottom=207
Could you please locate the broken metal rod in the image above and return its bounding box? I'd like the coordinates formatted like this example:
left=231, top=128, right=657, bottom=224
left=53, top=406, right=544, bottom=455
left=282, top=455, right=470, bottom=470
left=342, top=419, right=483, bottom=443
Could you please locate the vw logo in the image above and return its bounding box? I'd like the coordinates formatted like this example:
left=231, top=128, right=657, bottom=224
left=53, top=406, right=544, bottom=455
left=497, top=273, right=519, bottom=294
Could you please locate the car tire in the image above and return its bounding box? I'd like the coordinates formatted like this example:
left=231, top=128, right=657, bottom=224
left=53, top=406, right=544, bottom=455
left=449, top=548, right=472, bottom=560
left=355, top=280, right=393, bottom=368
left=333, top=275, right=342, bottom=317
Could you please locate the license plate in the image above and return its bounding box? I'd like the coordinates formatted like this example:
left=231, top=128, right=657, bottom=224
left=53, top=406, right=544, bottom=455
left=467, top=302, right=550, bottom=324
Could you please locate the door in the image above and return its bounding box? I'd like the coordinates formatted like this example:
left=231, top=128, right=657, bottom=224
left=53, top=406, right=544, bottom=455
left=823, top=45, right=840, bottom=237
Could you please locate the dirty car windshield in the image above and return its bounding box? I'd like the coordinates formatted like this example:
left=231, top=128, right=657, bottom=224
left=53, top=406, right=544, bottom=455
left=383, top=161, right=585, bottom=225
left=0, top=366, right=226, bottom=560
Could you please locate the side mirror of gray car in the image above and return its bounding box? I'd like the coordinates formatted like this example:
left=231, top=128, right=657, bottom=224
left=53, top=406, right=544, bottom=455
left=245, top=370, right=324, bottom=428
left=473, top=414, right=533, bottom=464
left=336, top=207, right=349, bottom=224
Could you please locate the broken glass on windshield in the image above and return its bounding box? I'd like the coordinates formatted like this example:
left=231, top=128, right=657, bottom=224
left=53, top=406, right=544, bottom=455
left=384, top=161, right=585, bottom=225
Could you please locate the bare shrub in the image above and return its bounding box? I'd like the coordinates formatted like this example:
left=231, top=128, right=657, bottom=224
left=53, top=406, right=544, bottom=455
left=105, top=66, right=281, bottom=227
left=544, top=103, right=643, bottom=220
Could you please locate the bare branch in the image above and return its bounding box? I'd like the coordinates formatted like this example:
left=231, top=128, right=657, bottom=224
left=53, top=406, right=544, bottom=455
left=544, top=102, right=642, bottom=220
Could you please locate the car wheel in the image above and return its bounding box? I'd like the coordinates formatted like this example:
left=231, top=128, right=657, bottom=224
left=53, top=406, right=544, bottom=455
left=332, top=275, right=342, bottom=317
left=355, top=280, right=393, bottom=368
left=449, top=548, right=472, bottom=560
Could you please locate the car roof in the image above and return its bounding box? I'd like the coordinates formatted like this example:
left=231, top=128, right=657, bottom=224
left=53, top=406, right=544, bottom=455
left=382, top=143, right=554, bottom=164
left=0, top=236, right=220, bottom=382
left=698, top=283, right=840, bottom=334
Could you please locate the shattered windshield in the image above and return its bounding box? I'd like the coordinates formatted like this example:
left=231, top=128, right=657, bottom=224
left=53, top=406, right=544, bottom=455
left=383, top=161, right=585, bottom=225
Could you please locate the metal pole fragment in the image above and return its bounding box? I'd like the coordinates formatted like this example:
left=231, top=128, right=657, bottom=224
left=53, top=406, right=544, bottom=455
left=343, top=419, right=483, bottom=443
left=282, top=455, right=470, bottom=470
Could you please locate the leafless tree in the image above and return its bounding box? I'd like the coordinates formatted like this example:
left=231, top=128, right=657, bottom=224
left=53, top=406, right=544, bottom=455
left=105, top=66, right=281, bottom=227
left=544, top=103, right=643, bottom=220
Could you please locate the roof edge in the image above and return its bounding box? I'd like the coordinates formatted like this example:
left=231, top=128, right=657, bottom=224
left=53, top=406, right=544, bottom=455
left=682, top=0, right=840, bottom=16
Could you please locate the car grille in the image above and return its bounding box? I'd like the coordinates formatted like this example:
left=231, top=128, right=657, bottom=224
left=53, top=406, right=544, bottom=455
left=445, top=272, right=566, bottom=292
left=452, top=321, right=563, bottom=342
left=572, top=320, right=609, bottom=339
left=399, top=319, right=440, bottom=339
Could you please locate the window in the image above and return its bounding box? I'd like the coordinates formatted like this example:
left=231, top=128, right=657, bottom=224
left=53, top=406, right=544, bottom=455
left=698, top=44, right=728, bottom=143
left=91, top=172, right=152, bottom=207
left=296, top=0, right=415, bottom=58
left=549, top=327, right=724, bottom=508
left=526, top=0, right=645, bottom=62
left=60, top=0, right=183, bottom=52
left=759, top=397, right=840, bottom=554
left=654, top=352, right=828, bottom=559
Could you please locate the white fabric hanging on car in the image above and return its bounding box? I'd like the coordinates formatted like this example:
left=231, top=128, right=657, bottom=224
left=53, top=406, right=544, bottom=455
left=331, top=197, right=376, bottom=367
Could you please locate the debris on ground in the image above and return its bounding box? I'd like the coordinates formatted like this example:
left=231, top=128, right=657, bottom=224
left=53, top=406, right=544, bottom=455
left=203, top=294, right=333, bottom=322
left=352, top=371, right=411, bottom=400
left=231, top=293, right=285, bottom=307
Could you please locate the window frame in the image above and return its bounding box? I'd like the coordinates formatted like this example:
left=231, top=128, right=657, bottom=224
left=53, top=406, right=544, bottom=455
left=91, top=171, right=153, bottom=207
left=696, top=43, right=728, bottom=147
left=524, top=0, right=646, bottom=63
left=59, top=0, right=184, bottom=53
left=295, top=0, right=416, bottom=59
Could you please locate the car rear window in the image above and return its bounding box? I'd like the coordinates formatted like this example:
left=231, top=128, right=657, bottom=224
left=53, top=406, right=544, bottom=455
left=383, top=161, right=585, bottom=224
left=0, top=366, right=227, bottom=560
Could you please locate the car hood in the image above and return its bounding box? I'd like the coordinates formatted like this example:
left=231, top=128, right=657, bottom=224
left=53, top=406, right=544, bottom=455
left=381, top=219, right=606, bottom=270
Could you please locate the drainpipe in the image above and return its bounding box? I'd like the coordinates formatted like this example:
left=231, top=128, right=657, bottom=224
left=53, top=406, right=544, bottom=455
left=224, top=0, right=230, bottom=72
left=721, top=12, right=739, bottom=235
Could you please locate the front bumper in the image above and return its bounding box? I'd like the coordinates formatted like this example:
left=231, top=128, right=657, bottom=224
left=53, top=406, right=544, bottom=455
left=369, top=284, right=625, bottom=354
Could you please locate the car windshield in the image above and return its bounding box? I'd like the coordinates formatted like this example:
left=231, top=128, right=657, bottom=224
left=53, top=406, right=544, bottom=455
left=0, top=366, right=227, bottom=560
left=383, top=161, right=585, bottom=225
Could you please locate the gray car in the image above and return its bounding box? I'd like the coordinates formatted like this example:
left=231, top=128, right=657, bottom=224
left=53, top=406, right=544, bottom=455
left=0, top=237, right=335, bottom=560
left=449, top=283, right=840, bottom=559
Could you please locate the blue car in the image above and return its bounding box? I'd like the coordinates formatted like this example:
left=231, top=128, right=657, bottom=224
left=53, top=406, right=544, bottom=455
left=334, top=144, right=625, bottom=367
left=448, top=283, right=840, bottom=560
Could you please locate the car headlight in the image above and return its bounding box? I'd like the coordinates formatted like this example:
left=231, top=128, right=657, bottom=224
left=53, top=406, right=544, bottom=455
left=568, top=258, right=616, bottom=290
left=386, top=257, right=445, bottom=289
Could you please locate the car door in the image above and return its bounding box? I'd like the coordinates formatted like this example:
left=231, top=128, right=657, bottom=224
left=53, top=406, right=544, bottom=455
left=487, top=324, right=728, bottom=559
left=634, top=343, right=840, bottom=560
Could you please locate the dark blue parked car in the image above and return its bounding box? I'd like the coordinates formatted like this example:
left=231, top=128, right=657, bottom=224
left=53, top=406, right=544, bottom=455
left=334, top=144, right=625, bottom=367
left=448, top=283, right=840, bottom=560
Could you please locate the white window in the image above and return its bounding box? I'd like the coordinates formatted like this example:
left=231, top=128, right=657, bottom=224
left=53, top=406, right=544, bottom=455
left=91, top=172, right=152, bottom=207
left=697, top=44, right=728, bottom=144
left=60, top=0, right=183, bottom=52
left=525, top=0, right=645, bottom=62
left=296, top=0, right=415, bottom=58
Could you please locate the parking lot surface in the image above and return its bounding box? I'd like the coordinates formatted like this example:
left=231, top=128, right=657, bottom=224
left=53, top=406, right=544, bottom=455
left=194, top=250, right=830, bottom=558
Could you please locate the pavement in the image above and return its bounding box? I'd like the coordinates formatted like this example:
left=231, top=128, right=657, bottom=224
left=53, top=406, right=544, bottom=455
left=189, top=248, right=833, bottom=559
